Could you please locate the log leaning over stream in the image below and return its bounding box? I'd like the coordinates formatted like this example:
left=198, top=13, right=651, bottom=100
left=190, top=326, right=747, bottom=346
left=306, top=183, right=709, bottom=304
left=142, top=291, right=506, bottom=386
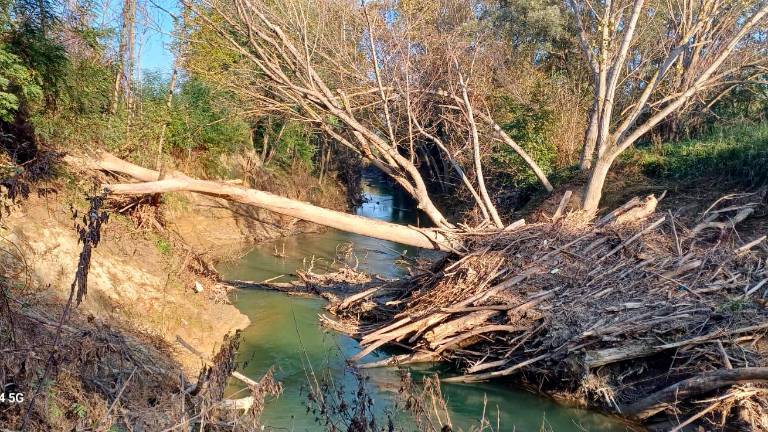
left=68, top=152, right=460, bottom=252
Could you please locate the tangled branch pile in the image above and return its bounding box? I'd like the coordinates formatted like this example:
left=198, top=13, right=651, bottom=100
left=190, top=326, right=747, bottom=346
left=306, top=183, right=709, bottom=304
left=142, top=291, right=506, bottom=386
left=324, top=194, right=768, bottom=430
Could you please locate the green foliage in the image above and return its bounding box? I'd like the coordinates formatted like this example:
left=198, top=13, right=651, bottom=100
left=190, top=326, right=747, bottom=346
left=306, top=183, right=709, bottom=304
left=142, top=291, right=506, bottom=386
left=33, top=109, right=126, bottom=150
left=182, top=9, right=243, bottom=74
left=69, top=402, right=87, bottom=419
left=35, top=72, right=251, bottom=175
left=709, top=80, right=768, bottom=126
left=718, top=297, right=747, bottom=313
left=0, top=0, right=251, bottom=177
left=493, top=0, right=568, bottom=49
left=256, top=119, right=316, bottom=169
left=625, top=122, right=768, bottom=186
left=48, top=404, right=63, bottom=420
left=0, top=44, right=41, bottom=121
left=155, top=238, right=172, bottom=256
left=54, top=57, right=114, bottom=115
left=4, top=21, right=69, bottom=109
left=0, top=0, right=106, bottom=122
left=164, top=78, right=250, bottom=164
left=491, top=93, right=558, bottom=188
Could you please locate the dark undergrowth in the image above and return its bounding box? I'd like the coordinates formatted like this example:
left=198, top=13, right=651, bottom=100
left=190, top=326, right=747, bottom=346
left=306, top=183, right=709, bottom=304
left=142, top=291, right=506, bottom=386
left=624, top=122, right=768, bottom=188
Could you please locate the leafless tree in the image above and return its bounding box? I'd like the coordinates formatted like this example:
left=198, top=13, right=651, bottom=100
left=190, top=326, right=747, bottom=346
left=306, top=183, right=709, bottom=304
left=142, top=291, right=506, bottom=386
left=181, top=0, right=553, bottom=229
left=567, top=0, right=768, bottom=212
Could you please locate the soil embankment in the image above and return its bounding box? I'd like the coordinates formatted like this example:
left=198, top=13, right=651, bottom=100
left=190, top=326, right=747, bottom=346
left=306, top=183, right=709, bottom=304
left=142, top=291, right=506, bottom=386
left=1, top=156, right=349, bottom=371
left=1, top=194, right=248, bottom=374
left=0, top=152, right=350, bottom=430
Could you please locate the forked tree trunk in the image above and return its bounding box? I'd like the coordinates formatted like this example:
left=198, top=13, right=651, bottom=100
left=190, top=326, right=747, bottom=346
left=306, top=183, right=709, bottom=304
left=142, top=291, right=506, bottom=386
left=72, top=153, right=460, bottom=251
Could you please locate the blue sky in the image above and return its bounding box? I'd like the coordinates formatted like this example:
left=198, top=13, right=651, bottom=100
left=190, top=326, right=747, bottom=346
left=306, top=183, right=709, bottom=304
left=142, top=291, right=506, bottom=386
left=138, top=0, right=177, bottom=73
left=103, top=0, right=178, bottom=75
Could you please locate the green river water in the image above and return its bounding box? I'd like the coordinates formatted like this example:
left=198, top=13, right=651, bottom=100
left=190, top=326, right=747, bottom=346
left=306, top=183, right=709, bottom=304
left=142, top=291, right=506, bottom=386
left=219, top=172, right=637, bottom=432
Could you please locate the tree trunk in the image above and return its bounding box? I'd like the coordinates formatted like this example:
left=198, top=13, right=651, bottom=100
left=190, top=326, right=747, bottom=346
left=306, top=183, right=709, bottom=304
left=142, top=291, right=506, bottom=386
left=110, top=0, right=131, bottom=113
left=581, top=155, right=614, bottom=213
left=580, top=102, right=599, bottom=170
left=124, top=0, right=136, bottom=112
left=460, top=76, right=503, bottom=228
left=622, top=367, right=768, bottom=420
left=156, top=68, right=177, bottom=173
left=74, top=153, right=459, bottom=251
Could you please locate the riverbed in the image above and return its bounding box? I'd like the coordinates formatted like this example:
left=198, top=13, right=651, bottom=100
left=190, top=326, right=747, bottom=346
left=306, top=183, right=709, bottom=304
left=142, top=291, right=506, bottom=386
left=219, top=172, right=635, bottom=431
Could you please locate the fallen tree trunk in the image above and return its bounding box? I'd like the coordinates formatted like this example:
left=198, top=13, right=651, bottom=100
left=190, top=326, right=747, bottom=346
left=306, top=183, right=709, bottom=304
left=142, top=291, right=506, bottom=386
left=622, top=367, right=768, bottom=419
left=73, top=152, right=460, bottom=251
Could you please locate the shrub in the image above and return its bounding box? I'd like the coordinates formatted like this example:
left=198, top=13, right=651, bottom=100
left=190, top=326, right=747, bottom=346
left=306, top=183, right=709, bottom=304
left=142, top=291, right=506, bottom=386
left=0, top=45, right=42, bottom=121
left=487, top=66, right=588, bottom=191
left=625, top=122, right=768, bottom=187
left=491, top=93, right=558, bottom=188
left=253, top=119, right=317, bottom=169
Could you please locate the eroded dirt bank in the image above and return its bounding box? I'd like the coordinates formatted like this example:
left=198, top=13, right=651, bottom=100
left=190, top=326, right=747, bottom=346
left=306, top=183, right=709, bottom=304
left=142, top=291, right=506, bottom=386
left=1, top=194, right=250, bottom=374
left=0, top=155, right=348, bottom=430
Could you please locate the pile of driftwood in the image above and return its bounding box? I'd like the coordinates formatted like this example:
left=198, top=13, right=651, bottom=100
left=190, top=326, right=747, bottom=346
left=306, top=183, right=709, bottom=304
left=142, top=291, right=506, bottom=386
left=318, top=193, right=768, bottom=430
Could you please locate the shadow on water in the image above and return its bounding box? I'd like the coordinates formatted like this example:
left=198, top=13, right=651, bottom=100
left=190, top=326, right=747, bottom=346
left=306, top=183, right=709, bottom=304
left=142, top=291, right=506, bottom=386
left=219, top=169, right=636, bottom=431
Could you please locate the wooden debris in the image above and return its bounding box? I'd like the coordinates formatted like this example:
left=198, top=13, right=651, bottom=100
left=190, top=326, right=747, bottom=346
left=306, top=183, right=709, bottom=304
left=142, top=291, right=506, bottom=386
left=622, top=368, right=768, bottom=419
left=585, top=344, right=664, bottom=368
left=735, top=235, right=766, bottom=254
left=692, top=207, right=754, bottom=233
left=552, top=190, right=572, bottom=220
left=311, top=194, right=768, bottom=428
left=614, top=194, right=658, bottom=225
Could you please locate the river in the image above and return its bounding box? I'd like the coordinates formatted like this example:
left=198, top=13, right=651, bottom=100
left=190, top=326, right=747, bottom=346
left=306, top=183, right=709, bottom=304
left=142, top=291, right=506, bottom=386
left=219, top=171, right=635, bottom=431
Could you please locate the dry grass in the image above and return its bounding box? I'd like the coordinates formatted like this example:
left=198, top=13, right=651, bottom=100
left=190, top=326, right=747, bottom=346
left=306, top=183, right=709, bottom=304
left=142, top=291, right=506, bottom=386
left=0, top=287, right=278, bottom=431
left=0, top=197, right=276, bottom=432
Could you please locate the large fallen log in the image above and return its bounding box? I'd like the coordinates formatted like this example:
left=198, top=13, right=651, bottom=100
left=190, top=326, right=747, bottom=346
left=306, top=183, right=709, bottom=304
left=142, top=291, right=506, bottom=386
left=70, top=152, right=460, bottom=251
left=622, top=367, right=768, bottom=419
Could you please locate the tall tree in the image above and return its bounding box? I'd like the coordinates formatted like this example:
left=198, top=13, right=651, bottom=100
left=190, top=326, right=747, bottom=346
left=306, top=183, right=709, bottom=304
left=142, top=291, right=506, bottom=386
left=182, top=0, right=553, bottom=229
left=110, top=0, right=136, bottom=113
left=567, top=0, right=768, bottom=212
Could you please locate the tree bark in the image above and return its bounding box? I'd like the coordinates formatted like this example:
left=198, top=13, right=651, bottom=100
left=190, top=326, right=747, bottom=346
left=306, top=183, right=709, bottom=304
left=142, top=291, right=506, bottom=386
left=156, top=67, right=177, bottom=173
left=581, top=155, right=613, bottom=213
left=110, top=0, right=134, bottom=114
left=579, top=101, right=599, bottom=170
left=77, top=153, right=459, bottom=251
left=622, top=367, right=768, bottom=420
left=460, top=77, right=503, bottom=228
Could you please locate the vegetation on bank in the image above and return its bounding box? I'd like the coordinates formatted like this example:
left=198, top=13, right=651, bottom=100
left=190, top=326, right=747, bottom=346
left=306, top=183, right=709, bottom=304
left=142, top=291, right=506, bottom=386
left=0, top=0, right=352, bottom=198
left=628, top=122, right=768, bottom=188
left=1, top=0, right=767, bottom=431
left=1, top=0, right=765, bottom=212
